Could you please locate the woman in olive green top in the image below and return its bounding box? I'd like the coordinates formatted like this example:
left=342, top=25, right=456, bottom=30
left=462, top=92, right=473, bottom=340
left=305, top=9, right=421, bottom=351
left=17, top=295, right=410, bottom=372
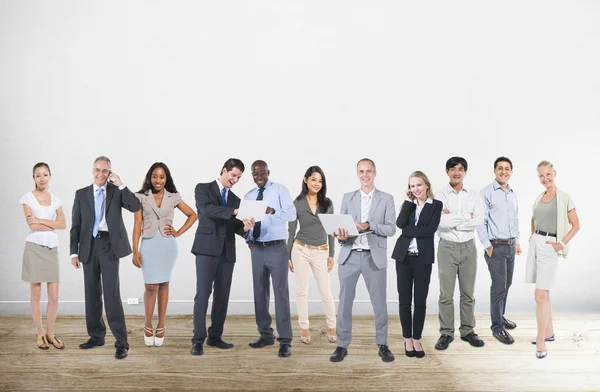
left=288, top=166, right=336, bottom=344
left=526, top=161, right=580, bottom=359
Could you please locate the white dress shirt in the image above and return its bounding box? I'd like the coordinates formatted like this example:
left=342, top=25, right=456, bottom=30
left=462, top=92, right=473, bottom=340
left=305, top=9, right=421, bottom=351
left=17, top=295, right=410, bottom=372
left=408, top=198, right=433, bottom=252
left=93, top=183, right=108, bottom=232
left=352, top=188, right=374, bottom=250
left=436, top=183, right=484, bottom=243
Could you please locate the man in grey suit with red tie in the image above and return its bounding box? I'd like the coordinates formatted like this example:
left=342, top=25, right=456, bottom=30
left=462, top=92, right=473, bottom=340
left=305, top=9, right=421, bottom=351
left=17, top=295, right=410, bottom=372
left=330, top=158, right=397, bottom=363
left=70, top=156, right=141, bottom=359
left=190, top=158, right=254, bottom=356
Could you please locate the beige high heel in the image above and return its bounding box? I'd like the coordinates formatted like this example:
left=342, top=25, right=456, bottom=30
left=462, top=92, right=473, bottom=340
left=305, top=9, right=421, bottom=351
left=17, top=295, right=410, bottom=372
left=154, top=326, right=166, bottom=347
left=328, top=329, right=337, bottom=343
left=300, top=329, right=311, bottom=344
left=144, top=326, right=154, bottom=347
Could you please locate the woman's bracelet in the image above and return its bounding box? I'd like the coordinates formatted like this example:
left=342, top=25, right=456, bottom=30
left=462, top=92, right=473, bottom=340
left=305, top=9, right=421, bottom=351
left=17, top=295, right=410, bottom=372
left=559, top=240, right=566, bottom=248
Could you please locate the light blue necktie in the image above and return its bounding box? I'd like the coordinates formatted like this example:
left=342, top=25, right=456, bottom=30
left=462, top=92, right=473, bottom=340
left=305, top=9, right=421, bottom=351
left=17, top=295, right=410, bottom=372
left=93, top=187, right=105, bottom=237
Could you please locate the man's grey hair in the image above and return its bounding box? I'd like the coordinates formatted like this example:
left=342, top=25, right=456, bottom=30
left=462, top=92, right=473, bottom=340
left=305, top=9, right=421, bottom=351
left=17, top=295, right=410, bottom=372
left=94, top=155, right=111, bottom=168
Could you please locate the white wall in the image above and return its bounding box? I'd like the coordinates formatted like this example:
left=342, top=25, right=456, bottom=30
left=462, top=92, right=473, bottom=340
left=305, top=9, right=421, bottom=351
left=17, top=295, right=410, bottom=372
left=1, top=0, right=599, bottom=316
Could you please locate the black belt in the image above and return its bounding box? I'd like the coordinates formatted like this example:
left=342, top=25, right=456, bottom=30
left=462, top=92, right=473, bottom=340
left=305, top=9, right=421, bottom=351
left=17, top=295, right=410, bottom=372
left=254, top=240, right=285, bottom=247
left=94, top=231, right=109, bottom=239
left=535, top=230, right=556, bottom=237
left=490, top=238, right=515, bottom=245
left=352, top=248, right=370, bottom=253
left=407, top=251, right=419, bottom=257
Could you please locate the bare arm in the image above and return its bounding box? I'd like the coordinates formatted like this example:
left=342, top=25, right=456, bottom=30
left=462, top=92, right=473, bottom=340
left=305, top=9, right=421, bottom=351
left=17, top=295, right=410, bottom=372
left=174, top=200, right=198, bottom=237
left=132, top=209, right=143, bottom=268
left=23, top=204, right=53, bottom=231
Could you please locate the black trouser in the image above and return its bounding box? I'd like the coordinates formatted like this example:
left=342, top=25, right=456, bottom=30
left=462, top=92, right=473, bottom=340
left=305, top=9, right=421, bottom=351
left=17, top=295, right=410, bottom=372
left=395, top=254, right=432, bottom=340
left=192, top=250, right=235, bottom=344
left=82, top=234, right=128, bottom=349
left=484, top=242, right=515, bottom=333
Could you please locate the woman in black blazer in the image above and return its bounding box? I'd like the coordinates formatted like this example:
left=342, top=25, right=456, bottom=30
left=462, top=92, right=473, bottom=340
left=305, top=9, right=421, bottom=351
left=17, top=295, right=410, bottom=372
left=392, top=171, right=442, bottom=358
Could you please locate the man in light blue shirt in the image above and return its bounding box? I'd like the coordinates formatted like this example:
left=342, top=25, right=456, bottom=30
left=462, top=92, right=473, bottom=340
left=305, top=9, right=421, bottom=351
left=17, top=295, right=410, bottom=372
left=244, top=160, right=297, bottom=357
left=477, top=156, right=522, bottom=345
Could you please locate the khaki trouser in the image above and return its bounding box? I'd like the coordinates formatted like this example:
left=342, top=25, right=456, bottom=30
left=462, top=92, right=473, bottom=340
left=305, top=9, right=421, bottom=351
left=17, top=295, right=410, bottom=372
left=291, top=243, right=336, bottom=329
left=437, top=238, right=477, bottom=337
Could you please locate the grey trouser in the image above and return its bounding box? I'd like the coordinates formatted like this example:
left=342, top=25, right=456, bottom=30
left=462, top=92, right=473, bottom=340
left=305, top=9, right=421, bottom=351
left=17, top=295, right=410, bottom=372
left=484, top=242, right=515, bottom=333
left=337, top=250, right=388, bottom=348
left=251, top=242, right=292, bottom=345
left=437, top=238, right=477, bottom=337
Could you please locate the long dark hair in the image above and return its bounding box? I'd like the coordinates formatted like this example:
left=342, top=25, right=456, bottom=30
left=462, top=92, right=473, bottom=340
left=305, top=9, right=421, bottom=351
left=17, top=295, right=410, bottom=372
left=138, top=162, right=178, bottom=194
left=295, top=166, right=331, bottom=212
left=33, top=162, right=51, bottom=189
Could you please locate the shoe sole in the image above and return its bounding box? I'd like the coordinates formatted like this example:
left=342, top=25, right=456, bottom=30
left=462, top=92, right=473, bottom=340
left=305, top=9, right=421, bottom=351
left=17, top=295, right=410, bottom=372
left=379, top=353, right=395, bottom=362
left=460, top=337, right=485, bottom=347
left=434, top=337, right=454, bottom=350
left=80, top=343, right=105, bottom=349
left=330, top=352, right=347, bottom=362
left=530, top=336, right=555, bottom=345
left=206, top=343, right=234, bottom=349
left=493, top=335, right=514, bottom=345
left=190, top=350, right=204, bottom=356
left=249, top=341, right=275, bottom=348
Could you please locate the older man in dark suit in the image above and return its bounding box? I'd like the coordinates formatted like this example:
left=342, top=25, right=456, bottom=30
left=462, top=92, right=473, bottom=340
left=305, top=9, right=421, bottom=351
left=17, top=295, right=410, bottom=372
left=70, top=156, right=141, bottom=359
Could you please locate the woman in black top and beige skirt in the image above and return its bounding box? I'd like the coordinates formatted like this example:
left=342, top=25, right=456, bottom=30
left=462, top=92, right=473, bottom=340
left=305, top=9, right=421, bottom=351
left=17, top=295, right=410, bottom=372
left=19, top=163, right=66, bottom=350
left=288, top=166, right=336, bottom=344
left=391, top=171, right=442, bottom=358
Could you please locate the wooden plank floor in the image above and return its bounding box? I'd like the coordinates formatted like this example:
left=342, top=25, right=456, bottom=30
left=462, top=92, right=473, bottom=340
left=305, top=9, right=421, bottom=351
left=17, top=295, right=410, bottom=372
left=0, top=314, right=599, bottom=391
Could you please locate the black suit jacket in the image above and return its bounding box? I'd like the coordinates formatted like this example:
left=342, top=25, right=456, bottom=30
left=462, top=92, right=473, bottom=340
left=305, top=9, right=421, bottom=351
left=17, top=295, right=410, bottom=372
left=391, top=199, right=443, bottom=264
left=191, top=181, right=246, bottom=262
left=70, top=183, right=141, bottom=263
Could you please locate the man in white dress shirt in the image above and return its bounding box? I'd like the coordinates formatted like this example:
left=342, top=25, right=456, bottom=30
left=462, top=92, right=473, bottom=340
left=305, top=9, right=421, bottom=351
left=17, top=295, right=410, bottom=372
left=434, top=157, right=485, bottom=350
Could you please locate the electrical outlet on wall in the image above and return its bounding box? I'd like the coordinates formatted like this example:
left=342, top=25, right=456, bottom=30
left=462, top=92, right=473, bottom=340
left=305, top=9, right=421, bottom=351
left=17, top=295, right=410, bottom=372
left=127, top=298, right=139, bottom=305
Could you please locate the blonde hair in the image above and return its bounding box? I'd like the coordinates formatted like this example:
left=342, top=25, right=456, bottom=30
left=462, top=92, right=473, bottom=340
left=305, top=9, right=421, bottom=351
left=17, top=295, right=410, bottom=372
left=408, top=171, right=435, bottom=200
left=537, top=160, right=554, bottom=170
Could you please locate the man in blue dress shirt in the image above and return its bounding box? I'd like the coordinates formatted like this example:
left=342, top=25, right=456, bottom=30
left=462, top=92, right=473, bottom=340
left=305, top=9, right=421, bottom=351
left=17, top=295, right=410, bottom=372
left=244, top=160, right=297, bottom=357
left=477, top=156, right=522, bottom=345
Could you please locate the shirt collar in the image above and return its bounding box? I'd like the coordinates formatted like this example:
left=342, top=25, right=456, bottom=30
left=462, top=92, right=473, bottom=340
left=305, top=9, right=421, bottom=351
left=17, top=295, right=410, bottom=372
left=93, top=183, right=107, bottom=193
left=360, top=188, right=375, bottom=198
left=215, top=178, right=226, bottom=193
left=446, top=183, right=468, bottom=194
left=493, top=180, right=512, bottom=192
left=256, top=180, right=272, bottom=191
left=413, top=197, right=433, bottom=205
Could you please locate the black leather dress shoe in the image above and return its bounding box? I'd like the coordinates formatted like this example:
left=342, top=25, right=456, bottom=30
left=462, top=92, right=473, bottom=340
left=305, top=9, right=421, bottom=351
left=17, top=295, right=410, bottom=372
left=79, top=339, right=105, bottom=349
left=190, top=343, right=204, bottom=356
left=493, top=330, right=514, bottom=345
left=329, top=347, right=348, bottom=362
left=378, top=345, right=395, bottom=362
left=404, top=342, right=416, bottom=358
left=278, top=345, right=292, bottom=358
left=115, top=347, right=128, bottom=359
left=249, top=337, right=275, bottom=348
left=503, top=318, right=517, bottom=330
left=461, top=332, right=485, bottom=347
left=206, top=338, right=234, bottom=349
left=434, top=335, right=454, bottom=350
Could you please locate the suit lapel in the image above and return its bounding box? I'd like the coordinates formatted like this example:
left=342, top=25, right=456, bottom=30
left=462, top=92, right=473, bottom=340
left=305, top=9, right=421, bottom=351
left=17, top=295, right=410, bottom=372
left=368, top=189, right=382, bottom=222
left=226, top=189, right=236, bottom=207
left=147, top=192, right=160, bottom=218
left=416, top=203, right=433, bottom=225
left=105, top=183, right=115, bottom=212
left=211, top=181, right=223, bottom=206
left=352, top=191, right=361, bottom=221
left=86, top=185, right=94, bottom=214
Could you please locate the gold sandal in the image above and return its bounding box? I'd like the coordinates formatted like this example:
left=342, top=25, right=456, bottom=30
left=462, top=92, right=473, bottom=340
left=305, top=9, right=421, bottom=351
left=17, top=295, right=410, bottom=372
left=46, top=335, right=65, bottom=349
left=37, top=335, right=49, bottom=350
